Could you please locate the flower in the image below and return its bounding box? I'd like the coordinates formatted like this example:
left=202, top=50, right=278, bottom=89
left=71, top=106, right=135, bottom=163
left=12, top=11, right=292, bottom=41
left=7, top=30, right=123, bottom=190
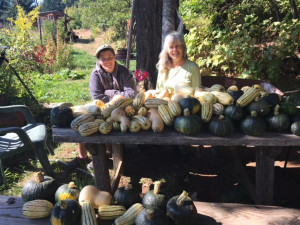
left=134, top=70, right=149, bottom=82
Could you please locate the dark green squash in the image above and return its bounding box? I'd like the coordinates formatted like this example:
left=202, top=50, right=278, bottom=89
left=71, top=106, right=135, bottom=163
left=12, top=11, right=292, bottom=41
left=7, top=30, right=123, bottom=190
left=246, top=100, right=270, bottom=117
left=55, top=182, right=81, bottom=202
left=178, top=96, right=201, bottom=114
left=286, top=92, right=300, bottom=106
left=224, top=105, right=244, bottom=121
left=279, top=102, right=297, bottom=116
left=267, top=105, right=290, bottom=132
left=291, top=108, right=300, bottom=122
left=228, top=90, right=244, bottom=103
left=174, top=108, right=203, bottom=135
left=260, top=93, right=281, bottom=107
left=166, top=190, right=197, bottom=225
left=142, top=179, right=166, bottom=211
left=50, top=104, right=74, bottom=127
left=22, top=172, right=58, bottom=203
left=291, top=122, right=300, bottom=136
left=208, top=115, right=234, bottom=137
left=135, top=208, right=171, bottom=225
left=240, top=111, right=267, bottom=136
left=50, top=200, right=81, bottom=225
left=114, top=183, right=141, bottom=209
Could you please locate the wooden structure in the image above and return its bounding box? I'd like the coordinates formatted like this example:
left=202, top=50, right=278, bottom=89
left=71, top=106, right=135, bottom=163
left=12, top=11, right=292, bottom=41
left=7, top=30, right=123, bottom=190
left=52, top=127, right=300, bottom=205
left=1, top=195, right=300, bottom=225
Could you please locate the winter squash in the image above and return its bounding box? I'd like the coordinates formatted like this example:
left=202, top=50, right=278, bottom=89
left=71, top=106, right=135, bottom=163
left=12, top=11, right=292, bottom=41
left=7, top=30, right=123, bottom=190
left=246, top=100, right=270, bottom=117
left=22, top=172, right=58, bottom=203
left=114, top=183, right=141, bottom=209
left=22, top=199, right=53, bottom=219
left=174, top=108, right=203, bottom=135
left=55, top=182, right=81, bottom=202
left=267, top=105, right=290, bottom=132
left=78, top=185, right=112, bottom=209
left=80, top=200, right=97, bottom=225
left=237, top=86, right=260, bottom=107
left=208, top=115, right=234, bottom=137
left=98, top=205, right=126, bottom=220
left=286, top=92, right=300, bottom=106
left=114, top=203, right=144, bottom=225
left=224, top=105, right=244, bottom=121
left=50, top=103, right=74, bottom=127
left=178, top=96, right=201, bottom=114
left=50, top=200, right=81, bottom=225
left=291, top=122, right=300, bottom=136
left=260, top=93, right=281, bottom=107
left=166, top=190, right=197, bottom=225
left=147, top=108, right=165, bottom=132
left=212, top=102, right=224, bottom=116
left=135, top=208, right=170, bottom=225
left=111, top=108, right=131, bottom=129
left=228, top=90, right=244, bottom=103
left=240, top=111, right=267, bottom=136
left=279, top=102, right=297, bottom=116
left=142, top=179, right=167, bottom=211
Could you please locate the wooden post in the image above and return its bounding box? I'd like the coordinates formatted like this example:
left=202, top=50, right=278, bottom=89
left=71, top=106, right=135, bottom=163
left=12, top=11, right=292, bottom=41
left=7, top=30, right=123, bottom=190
left=87, top=143, right=111, bottom=193
left=255, top=147, right=281, bottom=205
left=126, top=0, right=136, bottom=69
left=112, top=144, right=123, bottom=174
left=35, top=0, right=43, bottom=45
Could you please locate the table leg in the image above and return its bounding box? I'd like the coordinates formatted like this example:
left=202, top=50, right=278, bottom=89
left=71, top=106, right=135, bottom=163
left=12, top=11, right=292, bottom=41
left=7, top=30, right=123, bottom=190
left=112, top=144, right=123, bottom=173
left=255, top=146, right=281, bottom=205
left=86, top=143, right=111, bottom=193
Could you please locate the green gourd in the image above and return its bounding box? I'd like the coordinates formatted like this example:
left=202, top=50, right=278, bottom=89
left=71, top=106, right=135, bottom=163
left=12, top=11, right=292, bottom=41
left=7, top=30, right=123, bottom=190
left=22, top=172, right=58, bottom=203
left=291, top=122, right=300, bottom=136
left=142, top=179, right=166, bottom=211
left=166, top=190, right=197, bottom=225
left=50, top=103, right=74, bottom=127
left=267, top=105, right=290, bottom=132
left=114, top=183, right=141, bottom=209
left=50, top=200, right=81, bottom=225
left=135, top=208, right=171, bottom=225
left=178, top=96, right=201, bottom=114
left=240, top=111, right=267, bottom=136
left=208, top=115, right=234, bottom=137
left=174, top=108, right=203, bottom=135
left=55, top=182, right=81, bottom=202
left=279, top=102, right=297, bottom=116
left=246, top=100, right=270, bottom=117
left=224, top=105, right=244, bottom=121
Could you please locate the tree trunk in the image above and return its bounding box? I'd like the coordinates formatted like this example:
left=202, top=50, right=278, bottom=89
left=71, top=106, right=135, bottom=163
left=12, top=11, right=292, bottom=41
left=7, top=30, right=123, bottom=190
left=268, top=0, right=281, bottom=21
left=289, top=0, right=299, bottom=19
left=161, top=0, right=179, bottom=48
left=135, top=0, right=163, bottom=90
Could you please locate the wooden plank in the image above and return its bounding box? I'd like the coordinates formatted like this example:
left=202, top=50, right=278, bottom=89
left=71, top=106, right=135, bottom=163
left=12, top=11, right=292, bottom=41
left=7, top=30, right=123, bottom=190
left=194, top=201, right=300, bottom=225
left=52, top=127, right=300, bottom=147
left=111, top=161, right=123, bottom=195
left=255, top=147, right=282, bottom=205
left=112, top=144, right=123, bottom=173
left=1, top=195, right=300, bottom=225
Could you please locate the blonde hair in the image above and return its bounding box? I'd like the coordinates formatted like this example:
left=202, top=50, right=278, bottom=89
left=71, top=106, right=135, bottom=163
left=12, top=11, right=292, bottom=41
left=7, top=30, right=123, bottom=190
left=156, top=32, right=187, bottom=75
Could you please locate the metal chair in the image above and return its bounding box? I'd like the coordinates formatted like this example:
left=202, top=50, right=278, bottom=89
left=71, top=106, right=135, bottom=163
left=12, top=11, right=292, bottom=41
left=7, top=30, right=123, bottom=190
left=0, top=105, right=53, bottom=186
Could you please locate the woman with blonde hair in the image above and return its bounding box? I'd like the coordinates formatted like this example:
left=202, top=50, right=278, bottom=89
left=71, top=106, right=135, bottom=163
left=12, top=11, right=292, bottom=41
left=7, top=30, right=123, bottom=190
left=156, top=32, right=201, bottom=93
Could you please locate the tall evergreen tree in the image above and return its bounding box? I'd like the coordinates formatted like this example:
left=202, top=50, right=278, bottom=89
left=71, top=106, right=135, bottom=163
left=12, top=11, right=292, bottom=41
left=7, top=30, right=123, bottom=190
left=41, top=0, right=64, bottom=12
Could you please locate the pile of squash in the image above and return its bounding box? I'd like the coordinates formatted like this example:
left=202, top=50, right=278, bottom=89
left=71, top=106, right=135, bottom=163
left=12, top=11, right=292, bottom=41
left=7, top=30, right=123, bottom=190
left=50, top=83, right=300, bottom=137
left=21, top=172, right=198, bottom=225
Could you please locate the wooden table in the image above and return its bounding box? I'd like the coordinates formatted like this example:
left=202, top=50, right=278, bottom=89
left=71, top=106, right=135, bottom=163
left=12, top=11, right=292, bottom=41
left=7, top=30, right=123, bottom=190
left=52, top=127, right=300, bottom=205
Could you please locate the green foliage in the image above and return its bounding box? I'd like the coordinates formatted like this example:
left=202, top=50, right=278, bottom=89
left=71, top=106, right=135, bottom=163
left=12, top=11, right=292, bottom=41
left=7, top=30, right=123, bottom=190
left=180, top=0, right=300, bottom=82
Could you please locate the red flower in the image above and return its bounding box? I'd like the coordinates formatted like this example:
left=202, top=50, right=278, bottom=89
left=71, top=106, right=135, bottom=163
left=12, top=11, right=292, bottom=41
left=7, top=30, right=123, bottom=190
left=134, top=70, right=149, bottom=82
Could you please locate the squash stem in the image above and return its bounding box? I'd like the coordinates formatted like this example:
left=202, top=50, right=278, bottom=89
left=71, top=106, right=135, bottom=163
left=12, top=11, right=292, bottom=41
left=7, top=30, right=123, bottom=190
left=176, top=190, right=191, bottom=206
left=34, top=172, right=44, bottom=183
left=153, top=179, right=165, bottom=195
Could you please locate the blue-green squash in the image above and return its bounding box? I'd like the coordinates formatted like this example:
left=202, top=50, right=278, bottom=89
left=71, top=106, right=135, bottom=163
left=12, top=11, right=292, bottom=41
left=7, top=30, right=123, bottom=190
left=142, top=179, right=166, bottom=211
left=50, top=200, right=81, bottom=225
left=50, top=103, right=74, bottom=127
left=178, top=96, right=201, bottom=114
left=291, top=122, right=300, bottom=136
left=208, top=115, right=234, bottom=137
left=267, top=105, right=290, bottom=132
left=224, top=105, right=244, bottom=121
left=114, top=183, right=141, bottom=209
left=240, top=111, right=267, bottom=136
left=55, top=182, right=81, bottom=202
left=174, top=108, right=203, bottom=135
left=135, top=208, right=171, bottom=225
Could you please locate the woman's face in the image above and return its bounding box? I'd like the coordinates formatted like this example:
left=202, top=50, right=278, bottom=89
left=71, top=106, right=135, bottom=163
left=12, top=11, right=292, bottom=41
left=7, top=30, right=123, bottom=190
left=167, top=40, right=183, bottom=62
left=98, top=50, right=116, bottom=73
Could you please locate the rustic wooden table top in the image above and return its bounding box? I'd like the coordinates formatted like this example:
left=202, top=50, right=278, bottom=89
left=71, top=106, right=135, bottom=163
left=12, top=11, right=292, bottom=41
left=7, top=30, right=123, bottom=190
left=52, top=127, right=300, bottom=146
left=1, top=195, right=300, bottom=225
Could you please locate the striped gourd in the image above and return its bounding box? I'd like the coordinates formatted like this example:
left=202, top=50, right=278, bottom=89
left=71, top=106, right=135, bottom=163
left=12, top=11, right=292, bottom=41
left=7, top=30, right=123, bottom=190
left=137, top=107, right=148, bottom=117
left=71, top=114, right=95, bottom=132
left=113, top=122, right=121, bottom=131
left=99, top=121, right=113, bottom=134
left=211, top=91, right=234, bottom=105
left=94, top=118, right=106, bottom=125
left=132, top=115, right=152, bottom=131
left=158, top=104, right=174, bottom=126
left=212, top=103, right=224, bottom=116
left=201, top=102, right=213, bottom=123
left=144, top=98, right=168, bottom=108
left=101, top=105, right=116, bottom=119
left=120, top=123, right=128, bottom=132
left=237, top=86, right=260, bottom=107
left=133, top=91, right=145, bottom=109
left=241, top=86, right=251, bottom=93
left=209, top=84, right=225, bottom=92
left=253, top=84, right=265, bottom=92
left=22, top=199, right=53, bottom=219
left=87, top=105, right=101, bottom=115
left=194, top=91, right=217, bottom=104
left=114, top=203, right=144, bottom=225
left=227, top=85, right=239, bottom=92
left=114, top=98, right=134, bottom=109
left=78, top=122, right=99, bottom=136
left=129, top=120, right=141, bottom=133
left=168, top=100, right=182, bottom=117
left=80, top=200, right=97, bottom=225
left=98, top=205, right=126, bottom=220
